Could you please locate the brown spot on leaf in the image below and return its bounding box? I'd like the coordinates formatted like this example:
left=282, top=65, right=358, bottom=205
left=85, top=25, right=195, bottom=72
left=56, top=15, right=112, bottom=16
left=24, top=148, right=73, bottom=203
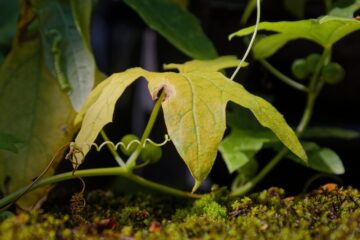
left=151, top=83, right=175, bottom=101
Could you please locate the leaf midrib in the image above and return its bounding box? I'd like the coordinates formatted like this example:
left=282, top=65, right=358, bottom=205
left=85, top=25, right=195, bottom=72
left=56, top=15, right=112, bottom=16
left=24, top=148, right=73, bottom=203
left=180, top=74, right=200, bottom=172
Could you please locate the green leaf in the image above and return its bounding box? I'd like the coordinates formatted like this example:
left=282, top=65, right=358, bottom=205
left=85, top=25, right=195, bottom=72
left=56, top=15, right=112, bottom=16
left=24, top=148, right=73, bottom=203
left=123, top=0, right=217, bottom=59
left=302, top=127, right=360, bottom=139
left=230, top=16, right=360, bottom=58
left=70, top=0, right=93, bottom=47
left=0, top=0, right=19, bottom=51
left=0, top=33, right=76, bottom=208
left=219, top=129, right=271, bottom=173
left=219, top=107, right=278, bottom=173
left=0, top=133, right=23, bottom=153
left=308, top=148, right=345, bottom=174
left=284, top=142, right=344, bottom=175
left=35, top=0, right=96, bottom=111
left=75, top=57, right=306, bottom=191
left=329, top=0, right=360, bottom=18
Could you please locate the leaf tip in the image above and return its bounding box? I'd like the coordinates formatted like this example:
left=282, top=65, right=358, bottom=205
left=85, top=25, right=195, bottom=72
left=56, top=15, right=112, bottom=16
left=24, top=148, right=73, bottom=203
left=192, top=180, right=202, bottom=193
left=298, top=148, right=308, bottom=164
left=228, top=32, right=236, bottom=41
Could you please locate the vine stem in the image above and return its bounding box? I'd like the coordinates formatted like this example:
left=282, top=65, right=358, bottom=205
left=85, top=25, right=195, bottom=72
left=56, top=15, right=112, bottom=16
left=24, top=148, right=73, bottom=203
left=230, top=48, right=331, bottom=197
left=126, top=90, right=166, bottom=169
left=100, top=130, right=126, bottom=167
left=259, top=59, right=309, bottom=92
left=0, top=167, right=201, bottom=209
left=230, top=0, right=261, bottom=80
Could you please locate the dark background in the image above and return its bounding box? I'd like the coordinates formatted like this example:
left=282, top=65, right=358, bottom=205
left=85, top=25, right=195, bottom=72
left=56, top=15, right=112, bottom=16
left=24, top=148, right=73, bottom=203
left=68, top=0, right=360, bottom=196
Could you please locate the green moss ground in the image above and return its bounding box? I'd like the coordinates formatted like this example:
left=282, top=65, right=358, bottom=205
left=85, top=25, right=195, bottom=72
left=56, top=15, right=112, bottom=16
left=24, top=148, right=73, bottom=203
left=0, top=185, right=359, bottom=239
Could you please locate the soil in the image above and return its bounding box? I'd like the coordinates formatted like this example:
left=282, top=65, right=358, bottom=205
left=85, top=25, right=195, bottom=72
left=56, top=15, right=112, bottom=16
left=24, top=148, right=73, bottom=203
left=0, top=184, right=359, bottom=240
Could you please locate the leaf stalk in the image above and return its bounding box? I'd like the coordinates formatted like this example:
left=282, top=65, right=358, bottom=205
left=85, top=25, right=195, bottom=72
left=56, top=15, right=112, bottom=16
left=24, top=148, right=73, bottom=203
left=259, top=59, right=309, bottom=92
left=126, top=90, right=166, bottom=169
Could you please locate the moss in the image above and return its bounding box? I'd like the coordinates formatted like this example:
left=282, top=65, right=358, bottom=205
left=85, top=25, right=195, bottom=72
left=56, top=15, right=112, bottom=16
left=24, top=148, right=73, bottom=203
left=173, top=194, right=227, bottom=221
left=0, top=185, right=359, bottom=239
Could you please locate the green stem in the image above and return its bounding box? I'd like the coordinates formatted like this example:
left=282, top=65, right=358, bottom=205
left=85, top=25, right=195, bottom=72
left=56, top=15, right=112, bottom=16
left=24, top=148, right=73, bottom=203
left=0, top=167, right=201, bottom=209
left=230, top=48, right=331, bottom=197
left=100, top=130, right=126, bottom=167
left=126, top=90, right=166, bottom=169
left=259, top=59, right=308, bottom=92
left=231, top=0, right=261, bottom=80
left=230, top=148, right=288, bottom=197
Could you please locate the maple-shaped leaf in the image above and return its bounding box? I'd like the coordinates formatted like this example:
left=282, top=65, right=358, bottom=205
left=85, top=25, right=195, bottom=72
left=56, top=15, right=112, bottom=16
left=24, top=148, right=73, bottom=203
left=75, top=57, right=306, bottom=191
left=74, top=68, right=144, bottom=153
left=230, top=16, right=360, bottom=59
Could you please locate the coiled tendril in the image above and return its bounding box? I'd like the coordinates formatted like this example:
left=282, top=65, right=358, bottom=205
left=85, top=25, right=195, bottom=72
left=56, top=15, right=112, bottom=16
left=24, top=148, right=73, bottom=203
left=65, top=134, right=171, bottom=166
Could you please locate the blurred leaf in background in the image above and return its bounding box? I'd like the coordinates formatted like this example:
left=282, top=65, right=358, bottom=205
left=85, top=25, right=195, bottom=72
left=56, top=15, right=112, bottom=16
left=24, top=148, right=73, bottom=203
left=329, top=0, right=360, bottom=18
left=287, top=142, right=345, bottom=175
left=34, top=0, right=96, bottom=111
left=124, top=0, right=217, bottom=59
left=0, top=0, right=87, bottom=208
left=219, top=107, right=277, bottom=173
left=0, top=0, right=20, bottom=64
left=0, top=133, right=23, bottom=153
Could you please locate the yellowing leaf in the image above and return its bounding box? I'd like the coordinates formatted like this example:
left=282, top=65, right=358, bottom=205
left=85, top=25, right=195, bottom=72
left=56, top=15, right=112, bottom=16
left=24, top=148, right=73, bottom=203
left=164, top=55, right=246, bottom=73
left=144, top=71, right=306, bottom=189
left=75, top=57, right=306, bottom=191
left=74, top=78, right=111, bottom=128
left=74, top=68, right=143, bottom=158
left=0, top=37, right=75, bottom=208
